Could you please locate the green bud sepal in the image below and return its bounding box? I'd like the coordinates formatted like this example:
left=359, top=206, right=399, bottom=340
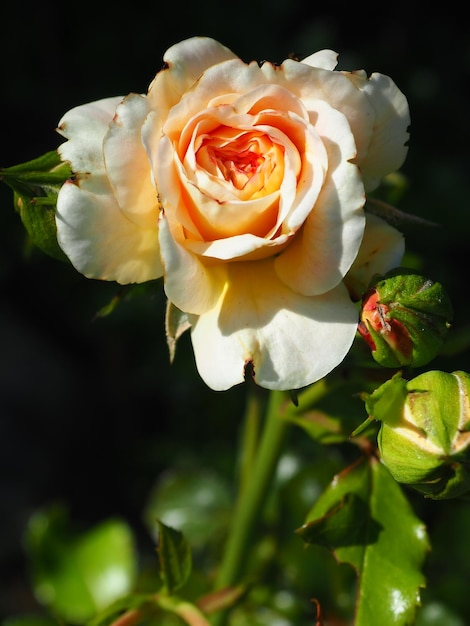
left=362, top=370, right=470, bottom=499
left=1, top=150, right=72, bottom=261
left=358, top=268, right=453, bottom=368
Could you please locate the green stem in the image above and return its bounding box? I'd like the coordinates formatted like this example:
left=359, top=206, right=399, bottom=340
left=213, top=389, right=289, bottom=599
left=211, top=377, right=342, bottom=626
left=237, top=387, right=262, bottom=497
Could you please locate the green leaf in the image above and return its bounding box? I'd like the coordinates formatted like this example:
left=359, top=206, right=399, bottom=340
left=14, top=191, right=68, bottom=261
left=156, top=520, right=192, bottom=595
left=1, top=151, right=71, bottom=261
left=25, top=505, right=137, bottom=624
left=286, top=408, right=350, bottom=445
left=144, top=468, right=232, bottom=550
left=285, top=378, right=374, bottom=445
left=298, top=457, right=429, bottom=626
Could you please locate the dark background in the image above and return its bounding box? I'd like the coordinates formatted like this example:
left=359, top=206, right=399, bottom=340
left=2, top=1, right=470, bottom=622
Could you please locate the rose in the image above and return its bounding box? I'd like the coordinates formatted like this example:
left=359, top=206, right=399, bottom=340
left=55, top=37, right=410, bottom=391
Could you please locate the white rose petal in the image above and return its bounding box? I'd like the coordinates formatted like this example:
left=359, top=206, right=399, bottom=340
left=159, top=213, right=227, bottom=315
left=344, top=213, right=405, bottom=300
left=57, top=179, right=162, bottom=284
left=103, top=93, right=159, bottom=228
left=347, top=72, right=410, bottom=191
left=57, top=96, right=123, bottom=176
left=57, top=96, right=162, bottom=283
left=190, top=261, right=359, bottom=391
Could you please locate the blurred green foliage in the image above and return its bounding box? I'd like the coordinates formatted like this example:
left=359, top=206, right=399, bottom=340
left=1, top=3, right=470, bottom=625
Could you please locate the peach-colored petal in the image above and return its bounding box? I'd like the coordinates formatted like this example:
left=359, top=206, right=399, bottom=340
left=152, top=78, right=328, bottom=261
left=184, top=231, right=290, bottom=261
left=57, top=96, right=123, bottom=175
left=146, top=37, right=238, bottom=128
left=158, top=59, right=266, bottom=138
left=345, top=71, right=410, bottom=191
left=146, top=132, right=204, bottom=243
left=103, top=93, right=159, bottom=228
left=56, top=178, right=162, bottom=284
left=159, top=213, right=227, bottom=315
left=177, top=170, right=280, bottom=240
left=232, top=83, right=309, bottom=119
left=274, top=100, right=365, bottom=296
left=173, top=120, right=297, bottom=242
left=344, top=213, right=405, bottom=300
left=261, top=60, right=375, bottom=168
left=189, top=261, right=359, bottom=391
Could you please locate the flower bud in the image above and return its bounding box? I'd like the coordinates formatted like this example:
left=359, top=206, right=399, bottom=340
left=358, top=268, right=453, bottom=368
left=365, top=370, right=470, bottom=499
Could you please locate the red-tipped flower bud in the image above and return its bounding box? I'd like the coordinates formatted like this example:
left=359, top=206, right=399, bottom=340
left=358, top=268, right=453, bottom=368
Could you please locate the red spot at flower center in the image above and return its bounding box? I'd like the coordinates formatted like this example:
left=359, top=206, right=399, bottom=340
left=223, top=148, right=263, bottom=174
left=196, top=125, right=275, bottom=191
left=212, top=144, right=264, bottom=188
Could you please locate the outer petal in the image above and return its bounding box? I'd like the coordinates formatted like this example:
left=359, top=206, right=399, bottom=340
left=56, top=178, right=162, bottom=284
left=146, top=37, right=238, bottom=129
left=56, top=95, right=162, bottom=283
left=274, top=100, right=365, bottom=296
left=57, top=96, right=123, bottom=175
left=103, top=93, right=159, bottom=228
left=159, top=213, right=227, bottom=314
left=189, top=261, right=359, bottom=391
left=261, top=60, right=375, bottom=168
left=344, top=212, right=405, bottom=300
left=153, top=58, right=266, bottom=140
left=345, top=71, right=410, bottom=191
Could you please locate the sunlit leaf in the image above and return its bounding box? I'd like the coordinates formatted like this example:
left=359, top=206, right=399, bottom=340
left=25, top=505, right=137, bottom=624
left=298, top=457, right=429, bottom=626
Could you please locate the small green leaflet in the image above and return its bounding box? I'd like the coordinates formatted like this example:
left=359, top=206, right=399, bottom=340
left=156, top=520, right=192, bottom=595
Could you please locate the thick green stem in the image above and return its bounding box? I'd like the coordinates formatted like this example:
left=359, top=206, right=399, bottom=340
left=213, top=389, right=289, bottom=597
left=211, top=377, right=341, bottom=625
left=237, top=387, right=262, bottom=497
